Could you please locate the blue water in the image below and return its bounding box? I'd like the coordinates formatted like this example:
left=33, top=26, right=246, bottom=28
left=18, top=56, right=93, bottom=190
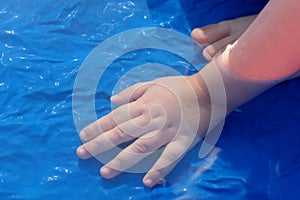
left=1, top=0, right=299, bottom=199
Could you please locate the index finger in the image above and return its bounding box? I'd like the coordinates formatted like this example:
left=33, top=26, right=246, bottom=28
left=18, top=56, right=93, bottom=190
left=79, top=101, right=141, bottom=142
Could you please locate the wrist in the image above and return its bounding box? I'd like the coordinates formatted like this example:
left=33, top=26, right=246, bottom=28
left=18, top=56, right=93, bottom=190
left=195, top=46, right=278, bottom=114
left=187, top=74, right=211, bottom=108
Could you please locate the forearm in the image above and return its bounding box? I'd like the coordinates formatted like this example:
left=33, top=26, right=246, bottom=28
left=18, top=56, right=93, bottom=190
left=193, top=0, right=300, bottom=115
left=227, top=0, right=300, bottom=81
left=193, top=60, right=273, bottom=116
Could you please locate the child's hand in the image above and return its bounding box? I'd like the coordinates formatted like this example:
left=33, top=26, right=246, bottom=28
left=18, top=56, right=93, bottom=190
left=76, top=75, right=212, bottom=187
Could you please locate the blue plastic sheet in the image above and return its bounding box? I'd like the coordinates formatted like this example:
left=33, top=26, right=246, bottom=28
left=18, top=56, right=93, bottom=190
left=1, top=0, right=300, bottom=199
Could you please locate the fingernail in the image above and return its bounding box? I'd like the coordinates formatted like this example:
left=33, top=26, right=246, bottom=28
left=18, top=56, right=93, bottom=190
left=76, top=147, right=89, bottom=159
left=101, top=167, right=111, bottom=176
left=194, top=29, right=207, bottom=42
left=110, top=95, right=116, bottom=100
left=197, top=28, right=205, bottom=37
left=203, top=49, right=212, bottom=61
left=79, top=130, right=87, bottom=142
left=144, top=179, right=154, bottom=187
left=110, top=95, right=119, bottom=102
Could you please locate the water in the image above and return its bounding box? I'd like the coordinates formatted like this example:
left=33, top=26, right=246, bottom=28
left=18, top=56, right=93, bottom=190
left=1, top=0, right=299, bottom=199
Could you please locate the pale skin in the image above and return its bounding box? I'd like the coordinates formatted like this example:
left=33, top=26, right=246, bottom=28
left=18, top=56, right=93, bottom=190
left=191, top=15, right=257, bottom=61
left=77, top=0, right=300, bottom=187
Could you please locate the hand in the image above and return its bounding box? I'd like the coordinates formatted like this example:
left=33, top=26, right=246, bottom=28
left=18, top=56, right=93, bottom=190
left=76, top=75, right=212, bottom=187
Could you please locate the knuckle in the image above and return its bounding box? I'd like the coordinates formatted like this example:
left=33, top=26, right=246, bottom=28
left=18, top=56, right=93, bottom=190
left=131, top=101, right=143, bottom=116
left=81, top=124, right=93, bottom=134
left=163, top=152, right=178, bottom=164
left=99, top=118, right=112, bottom=129
left=80, top=126, right=95, bottom=141
left=111, top=127, right=128, bottom=142
left=162, top=148, right=182, bottom=164
left=132, top=140, right=151, bottom=153
left=139, top=114, right=151, bottom=127
left=141, top=106, right=149, bottom=116
left=111, top=108, right=123, bottom=122
left=84, top=140, right=100, bottom=155
left=79, top=121, right=104, bottom=142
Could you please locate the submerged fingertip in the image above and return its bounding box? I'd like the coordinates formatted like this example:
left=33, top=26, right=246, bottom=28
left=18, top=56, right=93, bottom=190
left=191, top=28, right=198, bottom=36
left=192, top=28, right=205, bottom=39
left=110, top=95, right=117, bottom=101
left=191, top=29, right=200, bottom=39
left=143, top=179, right=154, bottom=187
left=76, top=146, right=90, bottom=159
left=76, top=146, right=83, bottom=155
left=100, top=167, right=111, bottom=177
left=100, top=167, right=120, bottom=179
left=79, top=130, right=87, bottom=142
left=110, top=94, right=123, bottom=104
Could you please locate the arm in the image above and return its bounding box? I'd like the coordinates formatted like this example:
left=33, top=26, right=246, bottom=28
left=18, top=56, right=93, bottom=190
left=197, top=0, right=300, bottom=113
left=226, top=0, right=300, bottom=81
